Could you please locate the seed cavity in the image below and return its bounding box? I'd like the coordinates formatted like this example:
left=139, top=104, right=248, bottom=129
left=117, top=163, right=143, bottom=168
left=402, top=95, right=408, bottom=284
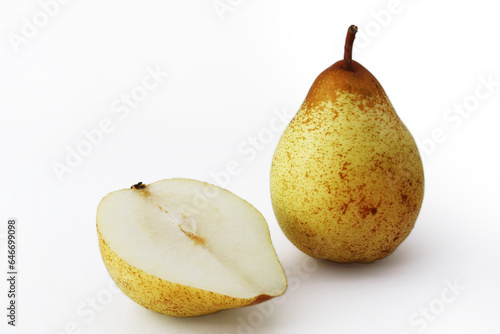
left=179, top=215, right=205, bottom=245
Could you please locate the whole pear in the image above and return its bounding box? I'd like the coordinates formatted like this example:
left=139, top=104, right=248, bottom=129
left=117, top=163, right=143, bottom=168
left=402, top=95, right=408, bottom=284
left=270, top=25, right=424, bottom=263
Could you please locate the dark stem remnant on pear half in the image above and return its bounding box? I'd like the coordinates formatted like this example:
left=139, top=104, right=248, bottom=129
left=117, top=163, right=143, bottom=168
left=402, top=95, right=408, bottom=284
left=342, top=25, right=358, bottom=72
left=131, top=182, right=147, bottom=189
left=132, top=181, right=151, bottom=197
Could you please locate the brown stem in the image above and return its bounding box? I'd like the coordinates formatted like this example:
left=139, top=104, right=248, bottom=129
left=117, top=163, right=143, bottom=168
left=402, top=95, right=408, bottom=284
left=131, top=182, right=146, bottom=189
left=343, top=25, right=358, bottom=71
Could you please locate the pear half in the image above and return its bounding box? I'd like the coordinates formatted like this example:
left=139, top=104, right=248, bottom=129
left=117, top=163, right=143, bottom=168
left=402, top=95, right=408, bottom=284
left=97, top=179, right=287, bottom=317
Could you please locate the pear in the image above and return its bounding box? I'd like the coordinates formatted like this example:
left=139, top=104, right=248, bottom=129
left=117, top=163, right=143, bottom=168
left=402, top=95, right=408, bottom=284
left=270, top=25, right=424, bottom=263
left=97, top=179, right=287, bottom=317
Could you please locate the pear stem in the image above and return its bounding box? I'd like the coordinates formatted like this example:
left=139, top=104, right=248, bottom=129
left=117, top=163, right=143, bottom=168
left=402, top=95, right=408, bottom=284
left=343, top=25, right=358, bottom=71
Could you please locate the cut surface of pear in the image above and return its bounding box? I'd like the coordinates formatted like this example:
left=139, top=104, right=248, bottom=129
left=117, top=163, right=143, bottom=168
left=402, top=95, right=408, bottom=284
left=97, top=179, right=287, bottom=317
left=270, top=25, right=424, bottom=263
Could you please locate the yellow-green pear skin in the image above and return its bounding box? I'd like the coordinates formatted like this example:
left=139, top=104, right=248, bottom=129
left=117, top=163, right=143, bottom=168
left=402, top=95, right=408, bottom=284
left=98, top=229, right=272, bottom=317
left=270, top=26, right=424, bottom=263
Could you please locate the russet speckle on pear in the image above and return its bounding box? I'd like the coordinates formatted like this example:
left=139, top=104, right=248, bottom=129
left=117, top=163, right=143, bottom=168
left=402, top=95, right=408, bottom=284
left=270, top=25, right=424, bottom=263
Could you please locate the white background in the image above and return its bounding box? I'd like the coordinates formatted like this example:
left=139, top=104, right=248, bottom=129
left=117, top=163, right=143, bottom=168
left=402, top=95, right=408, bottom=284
left=1, top=0, right=500, bottom=333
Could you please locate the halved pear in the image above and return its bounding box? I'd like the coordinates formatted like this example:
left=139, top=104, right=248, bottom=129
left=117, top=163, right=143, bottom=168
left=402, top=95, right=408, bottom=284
left=97, top=178, right=287, bottom=317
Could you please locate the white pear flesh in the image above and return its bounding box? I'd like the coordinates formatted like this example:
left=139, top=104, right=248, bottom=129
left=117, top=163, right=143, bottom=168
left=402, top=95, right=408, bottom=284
left=97, top=179, right=287, bottom=317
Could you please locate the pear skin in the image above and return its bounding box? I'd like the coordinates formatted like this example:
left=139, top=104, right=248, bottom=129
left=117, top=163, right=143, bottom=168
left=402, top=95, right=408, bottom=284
left=270, top=25, right=424, bottom=263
